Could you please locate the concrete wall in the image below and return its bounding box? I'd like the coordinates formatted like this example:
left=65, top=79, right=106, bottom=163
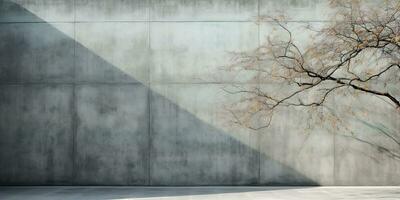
left=0, top=0, right=399, bottom=186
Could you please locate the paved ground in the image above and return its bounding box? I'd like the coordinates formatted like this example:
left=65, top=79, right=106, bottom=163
left=1, top=186, right=400, bottom=200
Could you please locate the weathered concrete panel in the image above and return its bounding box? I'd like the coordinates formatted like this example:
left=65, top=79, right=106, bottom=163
left=258, top=108, right=334, bottom=185
left=0, top=0, right=74, bottom=22
left=0, top=23, right=74, bottom=83
left=150, top=84, right=259, bottom=185
left=150, top=22, right=258, bottom=83
left=75, top=84, right=149, bottom=185
left=150, top=0, right=258, bottom=21
left=75, top=22, right=148, bottom=84
left=332, top=94, right=400, bottom=185
left=240, top=81, right=333, bottom=186
left=0, top=85, right=73, bottom=185
left=335, top=135, right=400, bottom=185
left=259, top=22, right=326, bottom=49
left=259, top=0, right=332, bottom=21
left=75, top=0, right=148, bottom=22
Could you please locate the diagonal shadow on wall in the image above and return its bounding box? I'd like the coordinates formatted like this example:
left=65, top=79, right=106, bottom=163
left=0, top=0, right=318, bottom=190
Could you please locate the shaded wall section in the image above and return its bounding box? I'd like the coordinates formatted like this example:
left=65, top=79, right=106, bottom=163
left=0, top=0, right=399, bottom=186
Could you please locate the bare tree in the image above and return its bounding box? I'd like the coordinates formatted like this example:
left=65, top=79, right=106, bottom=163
left=226, top=0, right=399, bottom=127
left=225, top=0, right=400, bottom=158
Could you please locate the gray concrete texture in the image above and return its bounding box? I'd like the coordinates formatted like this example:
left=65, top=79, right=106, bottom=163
left=0, top=0, right=399, bottom=186
left=2, top=186, right=400, bottom=200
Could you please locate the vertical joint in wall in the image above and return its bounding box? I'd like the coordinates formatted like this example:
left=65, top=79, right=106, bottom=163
left=71, top=0, right=77, bottom=185
left=147, top=0, right=152, bottom=186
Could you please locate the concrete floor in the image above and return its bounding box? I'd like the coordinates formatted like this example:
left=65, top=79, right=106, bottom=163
left=1, top=187, right=400, bottom=200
